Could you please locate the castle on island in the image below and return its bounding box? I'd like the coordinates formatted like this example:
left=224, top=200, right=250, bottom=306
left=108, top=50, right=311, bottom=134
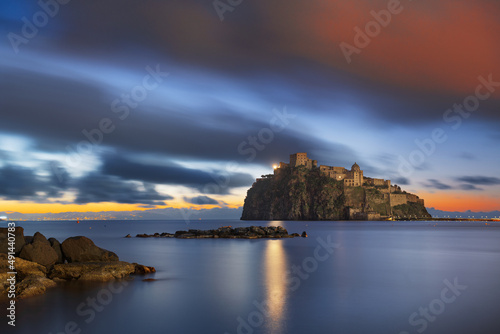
left=273, top=152, right=424, bottom=209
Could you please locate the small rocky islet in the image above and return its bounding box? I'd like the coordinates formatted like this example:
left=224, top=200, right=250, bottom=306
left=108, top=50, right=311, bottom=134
left=1, top=227, right=155, bottom=300
left=129, top=225, right=308, bottom=239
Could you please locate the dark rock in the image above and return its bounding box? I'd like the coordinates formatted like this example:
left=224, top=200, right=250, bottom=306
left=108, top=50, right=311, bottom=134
left=49, top=262, right=135, bottom=281
left=19, top=232, right=59, bottom=268
left=250, top=226, right=266, bottom=236
left=0, top=254, right=47, bottom=282
left=16, top=275, right=56, bottom=299
left=2, top=233, right=155, bottom=300
left=125, top=234, right=132, bottom=238
left=301, top=231, right=308, bottom=238
left=133, top=263, right=156, bottom=274
left=142, top=278, right=157, bottom=282
left=61, top=236, right=119, bottom=263
left=134, top=226, right=303, bottom=239
left=177, top=233, right=195, bottom=239
left=24, top=236, right=33, bottom=244
left=0, top=227, right=26, bottom=255
left=48, top=238, right=64, bottom=264
left=174, top=230, right=189, bottom=237
left=33, top=232, right=48, bottom=244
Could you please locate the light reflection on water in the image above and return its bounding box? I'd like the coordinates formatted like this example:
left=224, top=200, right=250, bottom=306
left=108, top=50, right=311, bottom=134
left=264, top=240, right=287, bottom=333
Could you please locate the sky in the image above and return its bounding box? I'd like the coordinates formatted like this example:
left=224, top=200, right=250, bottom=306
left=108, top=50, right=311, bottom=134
left=0, top=0, right=499, bottom=214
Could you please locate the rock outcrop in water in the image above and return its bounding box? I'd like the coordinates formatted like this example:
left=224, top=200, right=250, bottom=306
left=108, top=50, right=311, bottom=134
left=1, top=228, right=155, bottom=300
left=134, top=226, right=307, bottom=239
left=241, top=164, right=431, bottom=221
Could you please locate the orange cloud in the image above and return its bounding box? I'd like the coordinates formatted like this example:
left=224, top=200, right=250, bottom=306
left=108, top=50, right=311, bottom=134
left=259, top=0, right=500, bottom=96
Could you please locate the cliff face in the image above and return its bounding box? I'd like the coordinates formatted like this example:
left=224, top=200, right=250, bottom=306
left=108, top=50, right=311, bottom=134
left=241, top=166, right=431, bottom=220
left=241, top=166, right=345, bottom=220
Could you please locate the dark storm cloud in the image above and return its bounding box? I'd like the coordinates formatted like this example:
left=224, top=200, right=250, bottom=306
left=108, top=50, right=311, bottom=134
left=0, top=160, right=171, bottom=205
left=456, top=176, right=500, bottom=186
left=183, top=196, right=219, bottom=205
left=74, top=173, right=172, bottom=205
left=48, top=162, right=70, bottom=190
left=28, top=0, right=500, bottom=128
left=0, top=165, right=42, bottom=199
left=0, top=68, right=358, bottom=166
left=101, top=154, right=254, bottom=194
left=424, top=179, right=453, bottom=190
left=0, top=164, right=66, bottom=200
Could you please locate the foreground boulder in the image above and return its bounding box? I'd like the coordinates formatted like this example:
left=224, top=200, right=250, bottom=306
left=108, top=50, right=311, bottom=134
left=1, top=231, right=155, bottom=300
left=0, top=253, right=48, bottom=282
left=0, top=254, right=54, bottom=299
left=0, top=227, right=26, bottom=255
left=10, top=255, right=48, bottom=281
left=133, top=263, right=156, bottom=275
left=135, top=226, right=305, bottom=239
left=16, top=276, right=57, bottom=299
left=50, top=262, right=136, bottom=281
left=19, top=232, right=59, bottom=268
left=62, top=236, right=119, bottom=262
left=48, top=238, right=64, bottom=264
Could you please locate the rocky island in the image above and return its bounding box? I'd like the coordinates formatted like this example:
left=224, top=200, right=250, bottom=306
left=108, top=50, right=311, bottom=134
left=242, top=152, right=431, bottom=221
left=132, top=226, right=307, bottom=239
left=1, top=227, right=155, bottom=299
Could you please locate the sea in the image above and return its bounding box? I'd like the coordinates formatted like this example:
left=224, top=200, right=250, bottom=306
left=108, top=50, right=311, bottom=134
left=2, top=219, right=500, bottom=334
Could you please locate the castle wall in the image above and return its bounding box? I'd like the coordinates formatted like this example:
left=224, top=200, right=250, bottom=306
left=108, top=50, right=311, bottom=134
left=347, top=208, right=381, bottom=221
left=365, top=178, right=391, bottom=188
left=345, top=170, right=363, bottom=187
left=389, top=193, right=425, bottom=207
left=406, top=194, right=418, bottom=203
left=379, top=187, right=391, bottom=194
left=290, top=153, right=316, bottom=169
left=279, top=162, right=288, bottom=169
left=406, top=194, right=425, bottom=206
left=390, top=194, right=408, bottom=207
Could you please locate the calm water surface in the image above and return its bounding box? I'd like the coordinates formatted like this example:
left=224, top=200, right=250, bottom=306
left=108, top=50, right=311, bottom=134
left=2, top=220, right=500, bottom=334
